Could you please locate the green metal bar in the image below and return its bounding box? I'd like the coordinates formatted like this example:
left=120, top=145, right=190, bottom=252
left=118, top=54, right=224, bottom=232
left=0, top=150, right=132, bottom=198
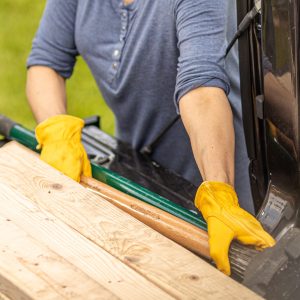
left=10, top=125, right=38, bottom=151
left=8, top=123, right=207, bottom=230
left=91, top=164, right=206, bottom=229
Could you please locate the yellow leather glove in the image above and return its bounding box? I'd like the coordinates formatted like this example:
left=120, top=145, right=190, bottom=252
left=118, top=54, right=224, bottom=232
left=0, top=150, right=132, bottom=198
left=195, top=181, right=275, bottom=275
left=35, top=115, right=92, bottom=182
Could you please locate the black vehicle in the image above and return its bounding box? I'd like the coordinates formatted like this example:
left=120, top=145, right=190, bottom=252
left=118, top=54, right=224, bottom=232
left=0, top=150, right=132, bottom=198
left=234, top=0, right=300, bottom=298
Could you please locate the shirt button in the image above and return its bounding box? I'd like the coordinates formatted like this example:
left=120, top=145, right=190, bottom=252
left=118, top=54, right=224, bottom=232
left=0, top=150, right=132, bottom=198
left=122, top=12, right=127, bottom=17
left=113, top=49, right=120, bottom=58
left=112, top=62, right=118, bottom=70
left=122, top=25, right=126, bottom=30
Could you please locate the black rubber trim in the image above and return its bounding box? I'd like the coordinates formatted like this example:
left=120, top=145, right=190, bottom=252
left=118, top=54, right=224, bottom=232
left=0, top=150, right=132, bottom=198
left=237, top=0, right=256, bottom=160
left=0, top=115, right=17, bottom=137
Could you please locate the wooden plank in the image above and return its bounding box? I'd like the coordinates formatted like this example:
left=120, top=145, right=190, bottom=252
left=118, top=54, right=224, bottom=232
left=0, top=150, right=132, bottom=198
left=81, top=176, right=210, bottom=258
left=0, top=293, right=11, bottom=300
left=0, top=214, right=117, bottom=300
left=0, top=142, right=262, bottom=300
left=0, top=183, right=173, bottom=300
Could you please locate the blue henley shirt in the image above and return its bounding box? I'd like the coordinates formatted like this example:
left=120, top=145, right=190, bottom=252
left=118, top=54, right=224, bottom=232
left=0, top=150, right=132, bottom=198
left=27, top=0, right=254, bottom=212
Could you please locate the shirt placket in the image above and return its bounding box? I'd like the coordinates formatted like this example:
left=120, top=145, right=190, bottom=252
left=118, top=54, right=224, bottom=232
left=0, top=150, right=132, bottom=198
left=109, top=4, right=129, bottom=83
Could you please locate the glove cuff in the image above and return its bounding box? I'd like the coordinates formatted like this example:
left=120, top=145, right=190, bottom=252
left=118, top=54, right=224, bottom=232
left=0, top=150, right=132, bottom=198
left=194, top=181, right=239, bottom=220
left=196, top=181, right=237, bottom=198
left=36, top=115, right=84, bottom=148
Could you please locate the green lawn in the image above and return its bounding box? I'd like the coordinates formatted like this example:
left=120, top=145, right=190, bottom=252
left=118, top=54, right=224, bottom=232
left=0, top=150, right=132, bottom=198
left=0, top=0, right=114, bottom=134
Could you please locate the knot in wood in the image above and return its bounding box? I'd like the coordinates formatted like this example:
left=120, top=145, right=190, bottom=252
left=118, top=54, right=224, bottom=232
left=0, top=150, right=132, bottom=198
left=51, top=183, right=63, bottom=190
left=189, top=274, right=199, bottom=281
left=124, top=256, right=140, bottom=263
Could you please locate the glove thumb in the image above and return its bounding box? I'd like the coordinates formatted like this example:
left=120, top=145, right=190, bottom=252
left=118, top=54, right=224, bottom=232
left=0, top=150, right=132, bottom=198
left=82, top=150, right=92, bottom=178
left=208, top=217, right=235, bottom=276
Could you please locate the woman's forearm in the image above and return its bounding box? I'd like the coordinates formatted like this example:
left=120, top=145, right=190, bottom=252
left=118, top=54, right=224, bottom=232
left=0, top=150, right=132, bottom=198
left=179, top=87, right=235, bottom=186
left=26, top=66, right=67, bottom=123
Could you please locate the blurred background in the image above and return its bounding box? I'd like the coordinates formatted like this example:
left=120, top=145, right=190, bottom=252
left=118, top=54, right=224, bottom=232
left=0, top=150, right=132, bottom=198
left=0, top=0, right=114, bottom=134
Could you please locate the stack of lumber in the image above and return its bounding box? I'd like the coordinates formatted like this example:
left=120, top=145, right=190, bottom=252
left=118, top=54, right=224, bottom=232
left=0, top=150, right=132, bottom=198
left=0, top=142, right=261, bottom=299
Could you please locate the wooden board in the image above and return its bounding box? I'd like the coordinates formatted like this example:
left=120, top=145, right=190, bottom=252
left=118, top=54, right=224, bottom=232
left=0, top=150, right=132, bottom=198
left=0, top=211, right=117, bottom=300
left=0, top=182, right=173, bottom=300
left=0, top=142, right=262, bottom=299
left=81, top=176, right=210, bottom=258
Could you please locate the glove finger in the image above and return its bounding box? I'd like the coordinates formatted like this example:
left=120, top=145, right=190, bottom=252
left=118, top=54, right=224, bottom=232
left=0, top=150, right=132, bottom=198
left=229, top=207, right=275, bottom=248
left=41, top=153, right=81, bottom=182
left=208, top=217, right=234, bottom=276
left=60, top=154, right=82, bottom=182
left=237, top=229, right=275, bottom=249
left=42, top=146, right=82, bottom=182
left=82, top=149, right=92, bottom=178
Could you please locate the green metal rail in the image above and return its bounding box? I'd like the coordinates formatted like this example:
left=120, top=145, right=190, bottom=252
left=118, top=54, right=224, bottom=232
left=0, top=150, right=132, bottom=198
left=6, top=121, right=207, bottom=230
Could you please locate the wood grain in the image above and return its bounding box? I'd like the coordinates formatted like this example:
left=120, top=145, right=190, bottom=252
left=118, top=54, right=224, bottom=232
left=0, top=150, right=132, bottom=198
left=0, top=142, right=262, bottom=300
left=0, top=207, right=117, bottom=299
left=0, top=183, right=173, bottom=300
left=0, top=293, right=11, bottom=300
left=81, top=176, right=210, bottom=258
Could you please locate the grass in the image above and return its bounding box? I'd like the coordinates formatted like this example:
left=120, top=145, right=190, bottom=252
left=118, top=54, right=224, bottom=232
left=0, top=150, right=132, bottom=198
left=0, top=0, right=114, bottom=134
